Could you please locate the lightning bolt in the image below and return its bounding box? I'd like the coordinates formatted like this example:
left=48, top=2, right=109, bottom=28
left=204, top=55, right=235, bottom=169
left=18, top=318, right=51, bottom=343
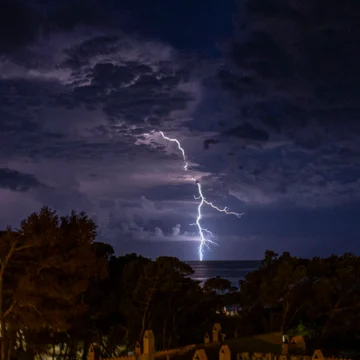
left=159, top=131, right=244, bottom=261
left=159, top=131, right=188, bottom=171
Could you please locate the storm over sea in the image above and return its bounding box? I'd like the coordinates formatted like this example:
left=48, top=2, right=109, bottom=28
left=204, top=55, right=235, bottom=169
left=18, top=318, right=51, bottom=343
left=185, top=260, right=261, bottom=288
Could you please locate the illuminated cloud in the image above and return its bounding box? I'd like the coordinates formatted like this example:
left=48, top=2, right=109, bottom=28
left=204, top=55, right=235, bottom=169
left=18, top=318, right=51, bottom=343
left=172, top=224, right=181, bottom=237
left=154, top=227, right=164, bottom=238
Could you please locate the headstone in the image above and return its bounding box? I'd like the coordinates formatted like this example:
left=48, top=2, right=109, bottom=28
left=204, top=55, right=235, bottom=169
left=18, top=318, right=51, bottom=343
left=88, top=344, right=100, bottom=360
left=143, top=330, right=155, bottom=360
left=88, top=344, right=96, bottom=360
left=212, top=323, right=222, bottom=343
left=135, top=341, right=141, bottom=356
left=219, top=345, right=231, bottom=360
left=282, top=343, right=289, bottom=356
left=290, top=336, right=306, bottom=351
left=193, top=349, right=208, bottom=360
left=312, top=350, right=324, bottom=360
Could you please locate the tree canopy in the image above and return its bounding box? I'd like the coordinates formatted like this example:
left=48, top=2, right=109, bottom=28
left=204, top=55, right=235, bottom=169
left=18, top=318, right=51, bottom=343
left=0, top=207, right=359, bottom=360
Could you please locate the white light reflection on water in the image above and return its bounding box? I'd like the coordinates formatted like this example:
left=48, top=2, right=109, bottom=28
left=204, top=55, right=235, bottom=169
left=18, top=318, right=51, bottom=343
left=185, top=260, right=261, bottom=288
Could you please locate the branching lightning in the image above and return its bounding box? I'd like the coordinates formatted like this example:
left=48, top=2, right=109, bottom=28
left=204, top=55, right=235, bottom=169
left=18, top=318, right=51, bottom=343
left=159, top=131, right=244, bottom=261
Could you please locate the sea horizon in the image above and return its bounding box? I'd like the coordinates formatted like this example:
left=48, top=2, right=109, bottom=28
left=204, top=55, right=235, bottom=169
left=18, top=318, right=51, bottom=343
left=185, top=260, right=261, bottom=287
left=184, top=259, right=262, bottom=262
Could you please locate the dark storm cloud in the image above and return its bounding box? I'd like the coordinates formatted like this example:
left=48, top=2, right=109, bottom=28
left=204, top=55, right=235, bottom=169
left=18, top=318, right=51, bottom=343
left=2, top=0, right=360, bottom=260
left=142, top=183, right=197, bottom=202
left=210, top=0, right=360, bottom=206
left=0, top=0, right=42, bottom=52
left=223, top=122, right=269, bottom=142
left=220, top=0, right=360, bottom=144
left=0, top=2, right=208, bottom=250
left=0, top=0, right=127, bottom=53
left=0, top=168, right=45, bottom=192
left=0, top=29, right=200, bottom=159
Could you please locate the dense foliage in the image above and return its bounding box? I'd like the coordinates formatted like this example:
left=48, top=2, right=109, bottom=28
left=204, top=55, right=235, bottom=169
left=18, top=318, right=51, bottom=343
left=0, top=208, right=359, bottom=360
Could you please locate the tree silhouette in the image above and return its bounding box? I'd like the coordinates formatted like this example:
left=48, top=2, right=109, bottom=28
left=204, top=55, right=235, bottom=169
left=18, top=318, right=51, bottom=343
left=1, top=210, right=360, bottom=359
left=0, top=207, right=106, bottom=360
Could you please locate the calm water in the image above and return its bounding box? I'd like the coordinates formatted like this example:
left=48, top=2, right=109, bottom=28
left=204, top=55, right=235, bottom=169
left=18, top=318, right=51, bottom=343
left=185, top=260, right=261, bottom=288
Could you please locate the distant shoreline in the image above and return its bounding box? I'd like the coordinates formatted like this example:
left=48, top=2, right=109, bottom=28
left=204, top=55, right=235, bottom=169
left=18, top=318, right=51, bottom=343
left=184, top=259, right=262, bottom=262
left=184, top=260, right=261, bottom=286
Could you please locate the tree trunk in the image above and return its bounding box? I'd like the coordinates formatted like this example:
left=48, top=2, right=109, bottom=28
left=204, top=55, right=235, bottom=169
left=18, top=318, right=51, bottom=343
left=52, top=342, right=56, bottom=360
left=0, top=278, right=7, bottom=360
left=321, top=303, right=340, bottom=336
left=6, top=334, right=12, bottom=360
left=162, top=317, right=168, bottom=349
left=171, top=314, right=179, bottom=348
left=0, top=243, right=16, bottom=360
left=82, top=340, right=90, bottom=360
left=167, top=335, right=172, bottom=350
left=139, top=288, right=155, bottom=341
left=234, top=322, right=240, bottom=338
left=281, top=301, right=290, bottom=334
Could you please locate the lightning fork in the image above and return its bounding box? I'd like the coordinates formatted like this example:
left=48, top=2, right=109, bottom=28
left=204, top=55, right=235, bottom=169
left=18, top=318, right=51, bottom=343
left=159, top=131, right=189, bottom=171
left=159, top=131, right=243, bottom=261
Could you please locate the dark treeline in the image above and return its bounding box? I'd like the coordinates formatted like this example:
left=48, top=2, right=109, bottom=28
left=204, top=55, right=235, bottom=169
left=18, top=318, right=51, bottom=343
left=0, top=208, right=359, bottom=360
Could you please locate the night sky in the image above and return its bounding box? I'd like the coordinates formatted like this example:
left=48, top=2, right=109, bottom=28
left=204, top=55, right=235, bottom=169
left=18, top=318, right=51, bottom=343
left=1, top=0, right=360, bottom=260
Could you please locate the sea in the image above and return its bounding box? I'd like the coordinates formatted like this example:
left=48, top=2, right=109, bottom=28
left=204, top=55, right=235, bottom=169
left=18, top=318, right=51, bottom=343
left=185, top=260, right=261, bottom=288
